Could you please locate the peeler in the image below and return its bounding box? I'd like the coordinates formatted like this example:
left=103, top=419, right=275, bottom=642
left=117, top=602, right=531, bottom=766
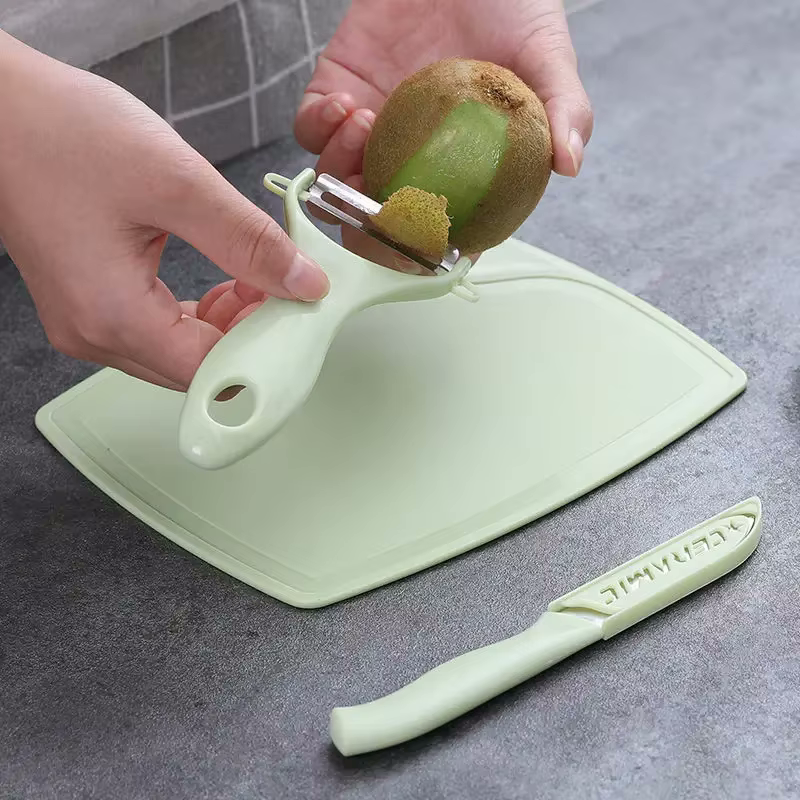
left=330, top=497, right=762, bottom=756
left=178, top=169, right=476, bottom=470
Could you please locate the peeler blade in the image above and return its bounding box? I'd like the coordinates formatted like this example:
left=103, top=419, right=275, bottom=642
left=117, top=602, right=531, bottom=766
left=304, top=173, right=461, bottom=275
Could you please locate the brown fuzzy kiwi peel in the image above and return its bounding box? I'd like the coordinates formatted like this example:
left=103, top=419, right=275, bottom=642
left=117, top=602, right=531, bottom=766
left=369, top=187, right=451, bottom=260
left=362, top=59, right=552, bottom=254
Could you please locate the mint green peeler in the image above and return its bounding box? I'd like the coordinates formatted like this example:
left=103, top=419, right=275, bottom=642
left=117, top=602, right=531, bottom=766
left=178, top=169, right=476, bottom=470
left=330, top=497, right=763, bottom=756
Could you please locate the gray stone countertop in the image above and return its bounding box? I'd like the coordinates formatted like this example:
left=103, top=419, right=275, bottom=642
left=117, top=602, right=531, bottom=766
left=1, top=0, right=798, bottom=797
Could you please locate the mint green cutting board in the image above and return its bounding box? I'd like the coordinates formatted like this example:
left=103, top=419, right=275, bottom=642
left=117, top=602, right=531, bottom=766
left=35, top=238, right=745, bottom=607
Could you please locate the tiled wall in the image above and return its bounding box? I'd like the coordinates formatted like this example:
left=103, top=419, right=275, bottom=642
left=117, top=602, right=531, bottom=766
left=89, top=0, right=596, bottom=167
left=0, top=0, right=596, bottom=257
left=1, top=0, right=334, bottom=256
left=91, top=0, right=351, bottom=166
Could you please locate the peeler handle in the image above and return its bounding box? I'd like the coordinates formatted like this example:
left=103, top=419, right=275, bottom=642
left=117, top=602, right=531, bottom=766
left=329, top=611, right=603, bottom=756
left=178, top=288, right=358, bottom=470
left=178, top=169, right=473, bottom=470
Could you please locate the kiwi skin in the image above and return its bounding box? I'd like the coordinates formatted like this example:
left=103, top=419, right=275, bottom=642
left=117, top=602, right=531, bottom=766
left=369, top=186, right=451, bottom=261
left=363, top=58, right=553, bottom=254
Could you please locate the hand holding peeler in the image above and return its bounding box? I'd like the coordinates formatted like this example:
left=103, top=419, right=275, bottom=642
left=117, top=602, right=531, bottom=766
left=178, top=169, right=476, bottom=470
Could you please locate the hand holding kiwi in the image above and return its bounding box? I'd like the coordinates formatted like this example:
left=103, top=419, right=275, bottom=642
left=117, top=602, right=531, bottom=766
left=362, top=58, right=553, bottom=262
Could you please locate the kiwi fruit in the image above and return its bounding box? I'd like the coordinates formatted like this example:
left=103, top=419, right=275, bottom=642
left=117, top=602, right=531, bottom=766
left=363, top=58, right=552, bottom=258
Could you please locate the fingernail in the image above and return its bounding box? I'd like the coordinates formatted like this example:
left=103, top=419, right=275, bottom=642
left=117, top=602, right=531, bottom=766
left=322, top=100, right=347, bottom=125
left=283, top=253, right=330, bottom=301
left=567, top=128, right=584, bottom=176
left=341, top=110, right=375, bottom=150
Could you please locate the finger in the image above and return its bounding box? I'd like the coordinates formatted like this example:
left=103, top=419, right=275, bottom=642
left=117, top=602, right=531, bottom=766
left=210, top=296, right=261, bottom=402
left=110, top=277, right=224, bottom=388
left=200, top=282, right=267, bottom=332
left=54, top=328, right=189, bottom=392
left=513, top=6, right=593, bottom=176
left=164, top=159, right=330, bottom=302
left=104, top=354, right=187, bottom=392
left=179, top=300, right=199, bottom=318
left=544, top=93, right=593, bottom=177
left=305, top=110, right=376, bottom=226
left=231, top=280, right=266, bottom=305
left=294, top=91, right=357, bottom=154
left=66, top=334, right=189, bottom=392
left=302, top=55, right=387, bottom=119
left=315, top=108, right=376, bottom=181
left=201, top=285, right=244, bottom=332
left=196, top=280, right=234, bottom=319
left=227, top=301, right=263, bottom=332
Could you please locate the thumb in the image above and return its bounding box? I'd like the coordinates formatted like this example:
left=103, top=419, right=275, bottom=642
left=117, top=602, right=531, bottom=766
left=513, top=4, right=594, bottom=177
left=543, top=91, right=594, bottom=178
left=164, top=160, right=329, bottom=301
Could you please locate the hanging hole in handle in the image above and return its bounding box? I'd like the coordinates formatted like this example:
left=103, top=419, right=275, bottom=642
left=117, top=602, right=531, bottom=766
left=263, top=173, right=291, bottom=197
left=208, top=385, right=256, bottom=427
left=451, top=280, right=480, bottom=303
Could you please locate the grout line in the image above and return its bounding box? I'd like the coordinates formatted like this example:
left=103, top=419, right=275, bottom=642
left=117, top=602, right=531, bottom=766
left=171, top=55, right=311, bottom=125
left=311, top=42, right=327, bottom=69
left=236, top=1, right=260, bottom=149
left=298, top=0, right=316, bottom=62
left=163, top=35, right=173, bottom=125
left=254, top=55, right=311, bottom=92
left=171, top=89, right=252, bottom=122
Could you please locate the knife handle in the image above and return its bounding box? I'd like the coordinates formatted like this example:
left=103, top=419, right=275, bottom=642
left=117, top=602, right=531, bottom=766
left=329, top=611, right=603, bottom=756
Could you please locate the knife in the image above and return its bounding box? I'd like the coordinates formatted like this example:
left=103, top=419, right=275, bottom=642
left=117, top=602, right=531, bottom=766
left=330, top=497, right=762, bottom=756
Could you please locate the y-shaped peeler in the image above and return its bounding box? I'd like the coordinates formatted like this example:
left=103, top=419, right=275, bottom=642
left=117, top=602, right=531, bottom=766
left=178, top=169, right=476, bottom=470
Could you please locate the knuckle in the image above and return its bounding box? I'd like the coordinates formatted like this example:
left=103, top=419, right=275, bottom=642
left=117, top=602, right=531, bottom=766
left=46, top=327, right=85, bottom=359
left=71, top=308, right=119, bottom=354
left=228, top=209, right=286, bottom=280
left=529, top=12, right=575, bottom=56
left=540, top=36, right=577, bottom=67
left=154, top=147, right=208, bottom=208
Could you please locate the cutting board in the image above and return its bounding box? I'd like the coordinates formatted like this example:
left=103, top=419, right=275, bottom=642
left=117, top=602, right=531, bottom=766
left=35, top=238, right=745, bottom=607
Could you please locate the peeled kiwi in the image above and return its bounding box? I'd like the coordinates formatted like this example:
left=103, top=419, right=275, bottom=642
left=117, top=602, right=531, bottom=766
left=363, top=58, right=552, bottom=258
